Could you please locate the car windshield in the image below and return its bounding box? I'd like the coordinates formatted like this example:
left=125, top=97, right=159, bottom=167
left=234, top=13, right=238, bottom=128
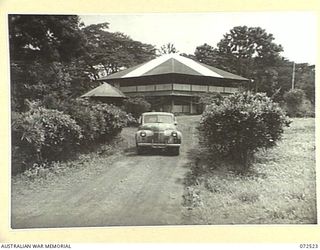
left=144, top=114, right=174, bottom=124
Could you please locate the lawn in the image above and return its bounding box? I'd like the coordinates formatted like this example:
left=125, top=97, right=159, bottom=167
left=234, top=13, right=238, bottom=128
left=182, top=117, right=317, bottom=224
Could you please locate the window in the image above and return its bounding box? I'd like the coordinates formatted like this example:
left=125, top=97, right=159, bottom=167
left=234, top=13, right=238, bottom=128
left=143, top=114, right=173, bottom=124
left=120, top=86, right=137, bottom=92
left=137, top=85, right=155, bottom=92
left=209, top=86, right=224, bottom=92
left=155, top=84, right=172, bottom=91
left=192, top=85, right=208, bottom=92
left=224, top=87, right=238, bottom=93
left=173, top=84, right=191, bottom=91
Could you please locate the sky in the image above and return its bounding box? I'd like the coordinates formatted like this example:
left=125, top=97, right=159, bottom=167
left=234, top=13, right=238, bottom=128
left=80, top=12, right=317, bottom=65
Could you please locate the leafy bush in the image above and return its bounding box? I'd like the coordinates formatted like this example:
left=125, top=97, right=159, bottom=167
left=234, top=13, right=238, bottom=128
left=283, top=89, right=313, bottom=117
left=198, top=93, right=223, bottom=113
left=123, top=96, right=151, bottom=118
left=60, top=99, right=128, bottom=143
left=12, top=99, right=129, bottom=174
left=12, top=105, right=82, bottom=172
left=198, top=92, right=290, bottom=168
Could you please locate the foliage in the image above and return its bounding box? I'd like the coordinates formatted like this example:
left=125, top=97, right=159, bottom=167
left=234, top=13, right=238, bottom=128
left=197, top=93, right=223, bottom=113
left=194, top=26, right=284, bottom=94
left=198, top=92, right=290, bottom=168
left=12, top=103, right=82, bottom=170
left=198, top=92, right=223, bottom=106
left=9, top=15, right=90, bottom=112
left=283, top=89, right=312, bottom=117
left=12, top=99, right=129, bottom=174
left=216, top=26, right=283, bottom=76
left=59, top=99, right=128, bottom=143
left=158, top=43, right=179, bottom=55
left=183, top=117, right=316, bottom=224
left=9, top=16, right=157, bottom=112
left=9, top=15, right=84, bottom=63
left=194, top=43, right=222, bottom=66
left=82, top=22, right=157, bottom=78
left=193, top=26, right=315, bottom=106
left=295, top=64, right=315, bottom=104
left=123, top=96, right=151, bottom=119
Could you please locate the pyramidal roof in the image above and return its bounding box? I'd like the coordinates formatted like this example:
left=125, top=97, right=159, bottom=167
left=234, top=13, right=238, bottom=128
left=100, top=54, right=248, bottom=81
left=81, top=82, right=126, bottom=98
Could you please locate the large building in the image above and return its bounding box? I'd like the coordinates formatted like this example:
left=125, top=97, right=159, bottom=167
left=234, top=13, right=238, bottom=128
left=98, top=54, right=249, bottom=114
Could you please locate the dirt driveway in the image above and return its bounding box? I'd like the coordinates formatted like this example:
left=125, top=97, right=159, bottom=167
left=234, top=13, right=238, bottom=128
left=11, top=116, right=200, bottom=228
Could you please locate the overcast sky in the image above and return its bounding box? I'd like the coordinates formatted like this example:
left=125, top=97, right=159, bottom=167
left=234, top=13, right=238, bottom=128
left=80, top=12, right=317, bottom=64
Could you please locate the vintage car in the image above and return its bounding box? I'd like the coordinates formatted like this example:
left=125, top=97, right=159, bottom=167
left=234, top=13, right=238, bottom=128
left=135, top=112, right=182, bottom=155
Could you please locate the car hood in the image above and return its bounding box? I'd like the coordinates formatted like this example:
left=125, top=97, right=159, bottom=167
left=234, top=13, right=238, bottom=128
left=139, top=123, right=176, bottom=131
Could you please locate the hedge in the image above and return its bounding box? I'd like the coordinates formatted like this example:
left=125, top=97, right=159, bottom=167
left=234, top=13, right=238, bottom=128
left=12, top=100, right=129, bottom=174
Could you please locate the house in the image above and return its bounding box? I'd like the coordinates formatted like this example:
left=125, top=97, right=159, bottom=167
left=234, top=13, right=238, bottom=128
left=98, top=54, right=249, bottom=114
left=81, top=82, right=127, bottom=106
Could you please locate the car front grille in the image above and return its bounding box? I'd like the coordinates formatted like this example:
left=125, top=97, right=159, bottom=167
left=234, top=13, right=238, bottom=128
left=153, top=132, right=166, bottom=143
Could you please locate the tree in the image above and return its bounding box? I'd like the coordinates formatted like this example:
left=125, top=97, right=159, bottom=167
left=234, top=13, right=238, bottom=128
left=295, top=64, right=315, bottom=104
left=158, top=43, right=179, bottom=55
left=9, top=16, right=157, bottom=111
left=179, top=53, right=196, bottom=60
left=82, top=23, right=157, bottom=78
left=9, top=15, right=84, bottom=63
left=200, top=26, right=284, bottom=94
left=9, top=15, right=87, bottom=111
left=217, top=26, right=283, bottom=75
left=194, top=43, right=218, bottom=65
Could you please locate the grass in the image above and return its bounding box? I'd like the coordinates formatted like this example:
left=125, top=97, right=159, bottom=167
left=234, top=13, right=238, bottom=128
left=182, top=117, right=317, bottom=224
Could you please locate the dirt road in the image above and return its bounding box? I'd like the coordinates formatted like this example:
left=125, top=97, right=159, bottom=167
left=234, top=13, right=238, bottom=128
left=11, top=116, right=199, bottom=228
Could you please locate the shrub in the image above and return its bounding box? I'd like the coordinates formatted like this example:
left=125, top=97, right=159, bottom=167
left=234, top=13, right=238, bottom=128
left=60, top=99, right=128, bottom=143
left=12, top=99, right=129, bottom=174
left=198, top=93, right=223, bottom=114
left=12, top=105, right=82, bottom=169
left=198, top=92, right=290, bottom=168
left=283, top=89, right=313, bottom=117
left=123, top=96, right=151, bottom=118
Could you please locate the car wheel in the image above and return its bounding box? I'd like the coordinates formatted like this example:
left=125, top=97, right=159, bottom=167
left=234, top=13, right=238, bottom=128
left=170, top=147, right=180, bottom=156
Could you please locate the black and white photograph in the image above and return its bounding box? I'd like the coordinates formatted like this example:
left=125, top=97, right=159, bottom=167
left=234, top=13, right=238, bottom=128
left=9, top=12, right=316, bottom=229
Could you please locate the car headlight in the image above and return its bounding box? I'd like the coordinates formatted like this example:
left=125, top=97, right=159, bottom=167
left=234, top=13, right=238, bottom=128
left=171, top=131, right=178, bottom=137
left=140, top=131, right=147, bottom=137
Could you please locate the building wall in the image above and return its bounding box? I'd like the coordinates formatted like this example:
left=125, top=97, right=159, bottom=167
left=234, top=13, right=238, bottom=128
left=108, top=78, right=246, bottom=114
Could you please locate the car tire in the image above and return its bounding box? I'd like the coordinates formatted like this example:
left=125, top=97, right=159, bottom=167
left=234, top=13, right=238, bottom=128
left=170, top=147, right=180, bottom=156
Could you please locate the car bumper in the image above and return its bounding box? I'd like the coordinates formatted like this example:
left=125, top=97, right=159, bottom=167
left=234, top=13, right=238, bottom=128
left=137, top=143, right=180, bottom=149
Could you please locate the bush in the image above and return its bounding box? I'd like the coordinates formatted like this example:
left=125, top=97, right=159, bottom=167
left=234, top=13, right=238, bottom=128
left=60, top=99, right=128, bottom=143
left=12, top=99, right=129, bottom=174
left=283, top=89, right=314, bottom=117
left=198, top=93, right=223, bottom=114
left=123, top=96, right=151, bottom=119
left=198, top=92, right=290, bottom=168
left=12, top=105, right=82, bottom=171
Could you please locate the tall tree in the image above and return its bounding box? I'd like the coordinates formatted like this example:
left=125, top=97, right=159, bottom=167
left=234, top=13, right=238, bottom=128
left=9, top=15, right=84, bottom=63
left=216, top=26, right=283, bottom=79
left=9, top=15, right=87, bottom=111
left=158, top=43, right=179, bottom=55
left=82, top=22, right=157, bottom=78
left=295, top=64, right=315, bottom=104
left=194, top=43, right=229, bottom=70
left=9, top=16, right=157, bottom=111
